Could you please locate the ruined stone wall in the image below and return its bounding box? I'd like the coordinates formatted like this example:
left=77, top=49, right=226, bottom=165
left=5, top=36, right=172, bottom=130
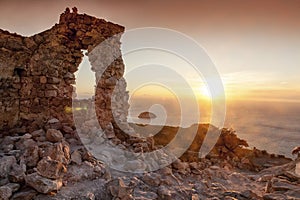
left=0, top=8, right=129, bottom=133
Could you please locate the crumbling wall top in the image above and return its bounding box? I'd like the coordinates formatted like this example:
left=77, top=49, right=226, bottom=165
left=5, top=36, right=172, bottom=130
left=0, top=7, right=128, bottom=131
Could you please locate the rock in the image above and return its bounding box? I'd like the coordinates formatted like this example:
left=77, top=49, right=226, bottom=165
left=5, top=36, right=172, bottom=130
left=240, top=190, right=261, bottom=199
left=220, top=128, right=249, bottom=151
left=158, top=167, right=173, bottom=176
left=25, top=172, right=62, bottom=194
left=0, top=136, right=17, bottom=152
left=285, top=189, right=300, bottom=199
left=210, top=165, right=221, bottom=170
left=45, top=119, right=62, bottom=130
left=104, top=123, right=115, bottom=139
left=39, top=76, right=47, bottom=84
left=192, top=194, right=200, bottom=200
left=0, top=178, right=9, bottom=187
left=142, top=173, right=161, bottom=187
left=104, top=129, right=115, bottom=139
left=172, top=159, right=189, bottom=174
left=42, top=142, right=70, bottom=164
left=0, top=156, right=16, bottom=179
left=46, top=129, right=63, bottom=142
left=31, top=129, right=45, bottom=139
left=45, top=90, right=57, bottom=97
left=271, top=178, right=299, bottom=191
left=282, top=171, right=300, bottom=182
left=134, top=188, right=158, bottom=200
left=157, top=185, right=172, bottom=200
left=5, top=183, right=20, bottom=193
left=265, top=180, right=272, bottom=193
left=64, top=161, right=101, bottom=182
left=34, top=178, right=109, bottom=200
left=8, top=164, right=25, bottom=183
left=258, top=174, right=273, bottom=182
left=21, top=133, right=32, bottom=140
left=15, top=138, right=36, bottom=152
left=296, top=161, right=300, bottom=176
left=62, top=125, right=73, bottom=134
left=172, top=160, right=189, bottom=170
left=71, top=150, right=82, bottom=165
left=22, top=145, right=40, bottom=167
left=35, top=136, right=46, bottom=142
left=0, top=185, right=12, bottom=200
left=263, top=193, right=286, bottom=200
left=37, top=156, right=66, bottom=179
left=11, top=188, right=37, bottom=200
left=107, top=178, right=133, bottom=199
left=138, top=111, right=157, bottom=119
left=223, top=191, right=250, bottom=200
left=47, top=118, right=60, bottom=124
left=292, top=146, right=300, bottom=156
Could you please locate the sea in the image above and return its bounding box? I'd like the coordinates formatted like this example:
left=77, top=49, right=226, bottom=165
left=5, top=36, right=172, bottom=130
left=128, top=99, right=300, bottom=158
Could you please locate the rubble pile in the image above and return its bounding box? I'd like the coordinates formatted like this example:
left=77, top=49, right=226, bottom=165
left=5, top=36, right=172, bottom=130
left=0, top=118, right=299, bottom=199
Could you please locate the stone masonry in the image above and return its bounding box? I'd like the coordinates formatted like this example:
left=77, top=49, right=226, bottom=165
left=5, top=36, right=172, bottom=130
left=0, top=7, right=129, bottom=134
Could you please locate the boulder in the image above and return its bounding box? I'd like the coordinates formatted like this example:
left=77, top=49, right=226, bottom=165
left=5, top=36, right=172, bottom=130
left=271, top=178, right=299, bottom=191
left=142, top=173, right=161, bottom=187
left=157, top=185, right=173, bottom=200
left=25, top=173, right=62, bottom=194
left=134, top=189, right=158, bottom=200
left=5, top=183, right=20, bottom=193
left=64, top=161, right=103, bottom=182
left=107, top=178, right=133, bottom=199
left=0, top=156, right=16, bottom=179
left=37, top=157, right=66, bottom=179
left=11, top=188, right=37, bottom=200
left=45, top=118, right=62, bottom=130
left=22, top=145, right=39, bottom=167
left=172, top=160, right=189, bottom=171
left=15, top=138, right=36, bottom=151
left=296, top=161, right=300, bottom=176
left=41, top=142, right=70, bottom=164
left=285, top=189, right=300, bottom=199
left=46, top=129, right=63, bottom=143
left=8, top=164, right=25, bottom=183
left=30, top=129, right=45, bottom=139
left=263, top=193, right=286, bottom=200
left=62, top=125, right=73, bottom=134
left=0, top=185, right=12, bottom=200
left=71, top=150, right=82, bottom=165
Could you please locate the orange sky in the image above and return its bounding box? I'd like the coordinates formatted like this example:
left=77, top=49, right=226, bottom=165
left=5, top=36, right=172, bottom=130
left=1, top=0, right=300, bottom=102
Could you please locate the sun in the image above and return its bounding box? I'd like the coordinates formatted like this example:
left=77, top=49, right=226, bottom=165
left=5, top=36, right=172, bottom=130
left=198, top=85, right=211, bottom=99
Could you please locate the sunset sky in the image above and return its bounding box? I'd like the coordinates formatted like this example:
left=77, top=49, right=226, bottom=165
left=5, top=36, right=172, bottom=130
left=1, top=0, right=300, bottom=102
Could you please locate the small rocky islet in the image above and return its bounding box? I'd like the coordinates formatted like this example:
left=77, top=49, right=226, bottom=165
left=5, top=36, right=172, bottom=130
left=138, top=112, right=157, bottom=119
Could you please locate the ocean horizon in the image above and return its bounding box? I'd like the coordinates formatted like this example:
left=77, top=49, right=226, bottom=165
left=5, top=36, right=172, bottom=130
left=127, top=99, right=300, bottom=158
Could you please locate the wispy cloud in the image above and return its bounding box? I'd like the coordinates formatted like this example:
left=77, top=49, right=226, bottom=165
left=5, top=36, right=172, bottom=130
left=221, top=70, right=300, bottom=102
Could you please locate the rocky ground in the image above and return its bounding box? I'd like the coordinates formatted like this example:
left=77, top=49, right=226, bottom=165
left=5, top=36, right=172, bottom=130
left=0, top=118, right=299, bottom=200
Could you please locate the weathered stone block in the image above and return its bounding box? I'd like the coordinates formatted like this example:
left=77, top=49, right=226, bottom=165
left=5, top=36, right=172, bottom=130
left=45, top=90, right=57, bottom=97
left=46, top=129, right=63, bottom=143
left=40, top=76, right=47, bottom=83
left=25, top=173, right=62, bottom=194
left=37, top=157, right=66, bottom=179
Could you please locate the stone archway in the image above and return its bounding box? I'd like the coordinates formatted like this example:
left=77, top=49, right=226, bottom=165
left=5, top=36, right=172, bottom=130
left=0, top=7, right=129, bottom=134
